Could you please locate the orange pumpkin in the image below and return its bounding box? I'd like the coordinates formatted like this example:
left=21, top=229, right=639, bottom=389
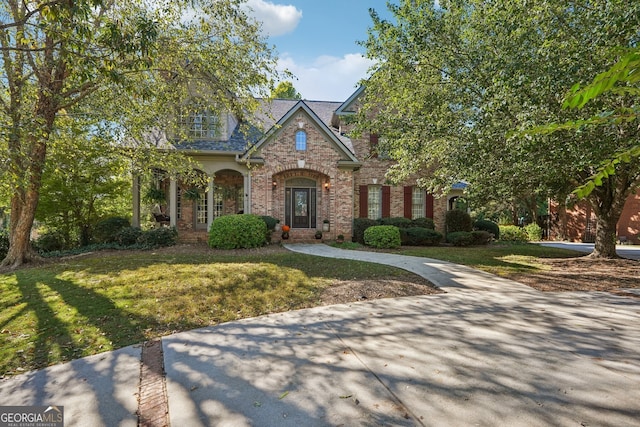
left=282, top=225, right=290, bottom=232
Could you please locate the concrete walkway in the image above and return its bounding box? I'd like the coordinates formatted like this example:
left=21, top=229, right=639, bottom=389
left=1, top=244, right=639, bottom=426
left=536, top=241, right=640, bottom=260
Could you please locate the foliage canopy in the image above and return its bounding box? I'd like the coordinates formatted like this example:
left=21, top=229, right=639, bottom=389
left=359, top=0, right=640, bottom=258
left=0, top=0, right=282, bottom=267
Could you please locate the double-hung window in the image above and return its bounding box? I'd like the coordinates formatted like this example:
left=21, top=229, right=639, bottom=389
left=295, top=130, right=307, bottom=151
left=368, top=185, right=382, bottom=219
left=180, top=110, right=218, bottom=139
left=412, top=187, right=425, bottom=219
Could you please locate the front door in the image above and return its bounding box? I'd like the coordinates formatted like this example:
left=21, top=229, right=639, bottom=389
left=285, top=186, right=317, bottom=229
left=194, top=192, right=208, bottom=230
left=293, top=188, right=310, bottom=228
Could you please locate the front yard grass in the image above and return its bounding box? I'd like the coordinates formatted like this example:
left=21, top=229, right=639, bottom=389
left=0, top=242, right=616, bottom=377
left=0, top=249, right=419, bottom=377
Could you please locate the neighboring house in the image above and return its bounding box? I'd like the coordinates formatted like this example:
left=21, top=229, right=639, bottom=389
left=549, top=193, right=640, bottom=244
left=131, top=87, right=464, bottom=241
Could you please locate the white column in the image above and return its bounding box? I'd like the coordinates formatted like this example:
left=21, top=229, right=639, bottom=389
left=132, top=175, right=140, bottom=227
left=207, top=179, right=214, bottom=230
left=244, top=173, right=251, bottom=214
left=169, top=178, right=177, bottom=227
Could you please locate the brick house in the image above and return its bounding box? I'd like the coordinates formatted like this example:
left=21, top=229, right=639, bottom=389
left=549, top=192, right=640, bottom=244
left=132, top=87, right=464, bottom=241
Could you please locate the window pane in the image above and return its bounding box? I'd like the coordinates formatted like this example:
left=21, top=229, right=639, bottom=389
left=295, top=131, right=307, bottom=151
left=412, top=187, right=425, bottom=219
left=295, top=191, right=308, bottom=216
left=213, top=191, right=223, bottom=218
left=368, top=186, right=381, bottom=219
left=176, top=187, right=182, bottom=219
left=197, top=192, right=207, bottom=224
left=180, top=111, right=218, bottom=139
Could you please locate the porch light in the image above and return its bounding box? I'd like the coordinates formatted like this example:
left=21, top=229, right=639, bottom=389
left=324, top=181, right=330, bottom=191
left=272, top=180, right=277, bottom=188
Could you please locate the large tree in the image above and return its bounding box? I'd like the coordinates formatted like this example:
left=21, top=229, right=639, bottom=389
left=271, top=81, right=302, bottom=99
left=358, top=0, right=640, bottom=258
left=0, top=0, right=280, bottom=268
left=35, top=114, right=131, bottom=247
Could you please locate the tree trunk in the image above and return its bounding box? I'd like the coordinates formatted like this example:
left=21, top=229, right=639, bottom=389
left=591, top=214, right=618, bottom=258
left=2, top=188, right=41, bottom=268
left=2, top=111, right=51, bottom=268
left=588, top=175, right=630, bottom=259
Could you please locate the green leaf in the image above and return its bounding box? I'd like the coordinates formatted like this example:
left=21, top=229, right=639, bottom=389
left=279, top=391, right=289, bottom=399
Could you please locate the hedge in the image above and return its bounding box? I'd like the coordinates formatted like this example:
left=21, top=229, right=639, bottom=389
left=364, top=225, right=401, bottom=249
left=401, top=227, right=443, bottom=246
left=209, top=214, right=267, bottom=249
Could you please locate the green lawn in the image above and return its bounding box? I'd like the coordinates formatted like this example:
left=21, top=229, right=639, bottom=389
left=393, top=243, right=584, bottom=276
left=0, top=243, right=585, bottom=377
left=0, top=249, right=419, bottom=376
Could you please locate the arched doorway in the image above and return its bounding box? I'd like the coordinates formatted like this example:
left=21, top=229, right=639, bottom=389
left=285, top=178, right=317, bottom=229
left=212, top=169, right=244, bottom=218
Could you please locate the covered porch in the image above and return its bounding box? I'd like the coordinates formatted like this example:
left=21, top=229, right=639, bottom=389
left=132, top=168, right=250, bottom=239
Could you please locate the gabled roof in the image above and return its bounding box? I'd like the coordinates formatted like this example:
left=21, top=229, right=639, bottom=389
left=335, top=85, right=365, bottom=116
left=172, top=124, right=256, bottom=153
left=239, top=99, right=359, bottom=163
left=172, top=98, right=355, bottom=156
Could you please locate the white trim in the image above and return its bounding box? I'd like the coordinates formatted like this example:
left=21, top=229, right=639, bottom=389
left=207, top=180, right=214, bottom=230
left=169, top=179, right=177, bottom=227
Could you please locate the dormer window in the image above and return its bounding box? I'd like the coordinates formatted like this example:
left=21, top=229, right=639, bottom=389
left=295, top=130, right=307, bottom=151
left=179, top=110, right=219, bottom=139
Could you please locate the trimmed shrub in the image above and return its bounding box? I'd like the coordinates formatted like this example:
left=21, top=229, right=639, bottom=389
left=447, top=231, right=474, bottom=246
left=209, top=214, right=267, bottom=249
left=260, top=215, right=279, bottom=244
left=137, top=227, right=178, bottom=248
left=364, top=225, right=401, bottom=249
left=115, top=227, right=143, bottom=246
left=499, top=225, right=528, bottom=242
left=401, top=227, right=443, bottom=246
left=93, top=217, right=130, bottom=243
left=446, top=210, right=472, bottom=233
left=353, top=218, right=378, bottom=244
left=473, top=219, right=500, bottom=240
left=379, top=217, right=412, bottom=228
left=259, top=215, right=279, bottom=231
left=0, top=228, right=9, bottom=260
left=524, top=223, right=543, bottom=241
left=470, top=230, right=492, bottom=245
left=33, top=231, right=67, bottom=252
left=411, top=217, right=435, bottom=230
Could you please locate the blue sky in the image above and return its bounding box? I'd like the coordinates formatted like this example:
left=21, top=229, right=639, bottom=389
left=243, top=0, right=394, bottom=101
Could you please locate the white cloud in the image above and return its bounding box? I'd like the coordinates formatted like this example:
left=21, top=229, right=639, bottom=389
left=243, top=0, right=302, bottom=37
left=278, top=53, right=376, bottom=101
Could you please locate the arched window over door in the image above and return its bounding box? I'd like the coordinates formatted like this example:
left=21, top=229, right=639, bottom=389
left=285, top=178, right=316, bottom=229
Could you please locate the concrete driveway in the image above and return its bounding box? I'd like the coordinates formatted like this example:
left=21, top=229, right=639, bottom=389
left=537, top=241, right=640, bottom=260
left=0, top=244, right=638, bottom=426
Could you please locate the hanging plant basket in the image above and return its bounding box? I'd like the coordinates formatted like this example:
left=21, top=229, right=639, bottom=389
left=183, top=188, right=201, bottom=201
left=144, top=187, right=166, bottom=203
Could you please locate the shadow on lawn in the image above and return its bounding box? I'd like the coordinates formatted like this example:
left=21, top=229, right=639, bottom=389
left=7, top=269, right=199, bottom=375
left=1, top=250, right=332, bottom=375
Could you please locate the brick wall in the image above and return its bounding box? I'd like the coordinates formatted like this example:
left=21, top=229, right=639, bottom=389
left=249, top=111, right=355, bottom=239
left=549, top=192, right=640, bottom=244
left=348, top=131, right=449, bottom=233
left=618, top=192, right=640, bottom=244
